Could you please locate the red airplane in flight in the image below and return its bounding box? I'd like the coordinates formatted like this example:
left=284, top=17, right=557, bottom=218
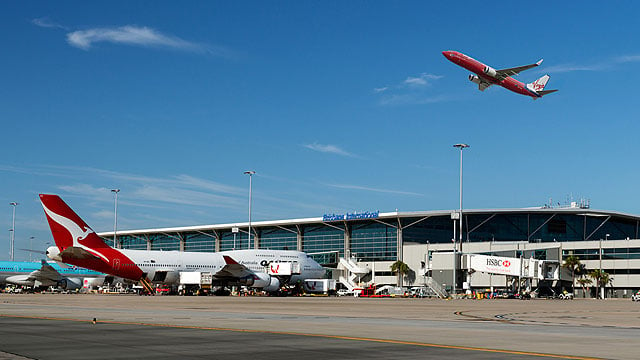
left=443, top=50, right=557, bottom=99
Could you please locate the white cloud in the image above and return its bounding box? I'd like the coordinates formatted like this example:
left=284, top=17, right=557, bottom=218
left=403, top=73, right=443, bottom=87
left=540, top=54, right=640, bottom=74
left=92, top=210, right=115, bottom=220
left=615, top=55, right=640, bottom=63
left=32, top=17, right=68, bottom=30
left=57, top=183, right=111, bottom=198
left=65, top=25, right=232, bottom=56
left=379, top=94, right=449, bottom=106
left=373, top=73, right=445, bottom=106
left=133, top=185, right=242, bottom=209
left=327, top=183, right=423, bottom=196
left=541, top=63, right=606, bottom=73
left=303, top=143, right=357, bottom=158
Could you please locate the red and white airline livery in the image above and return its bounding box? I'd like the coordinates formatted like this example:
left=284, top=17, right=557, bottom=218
left=443, top=50, right=557, bottom=99
left=40, top=194, right=325, bottom=293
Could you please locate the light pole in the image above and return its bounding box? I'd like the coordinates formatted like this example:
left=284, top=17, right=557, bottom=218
left=244, top=171, right=256, bottom=249
left=9, top=202, right=18, bottom=261
left=29, top=236, right=34, bottom=262
left=111, top=189, right=120, bottom=249
left=452, top=143, right=469, bottom=296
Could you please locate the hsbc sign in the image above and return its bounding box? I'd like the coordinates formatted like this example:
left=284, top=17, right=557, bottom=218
left=486, top=258, right=512, bottom=267
left=468, top=254, right=522, bottom=276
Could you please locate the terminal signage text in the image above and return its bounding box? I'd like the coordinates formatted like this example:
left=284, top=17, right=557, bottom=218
left=323, top=211, right=380, bottom=222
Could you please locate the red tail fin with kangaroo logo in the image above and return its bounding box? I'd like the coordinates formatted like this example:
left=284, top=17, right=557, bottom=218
left=40, top=194, right=105, bottom=252
left=39, top=194, right=143, bottom=281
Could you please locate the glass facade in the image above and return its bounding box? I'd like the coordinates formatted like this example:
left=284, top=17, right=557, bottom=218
left=184, top=231, right=216, bottom=252
left=401, top=212, right=640, bottom=245
left=302, top=225, right=344, bottom=257
left=350, top=222, right=397, bottom=261
left=402, top=216, right=452, bottom=244
left=119, top=234, right=148, bottom=250
left=564, top=248, right=640, bottom=260
left=259, top=227, right=297, bottom=250
left=149, top=234, right=180, bottom=251
left=220, top=231, right=250, bottom=251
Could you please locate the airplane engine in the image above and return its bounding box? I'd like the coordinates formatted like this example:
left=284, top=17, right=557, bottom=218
left=46, top=246, right=62, bottom=262
left=149, top=270, right=180, bottom=284
left=83, top=277, right=105, bottom=288
left=483, top=66, right=497, bottom=78
left=57, top=277, right=83, bottom=290
left=263, top=277, right=281, bottom=292
left=468, top=75, right=481, bottom=84
left=245, top=273, right=281, bottom=292
left=5, top=275, right=32, bottom=286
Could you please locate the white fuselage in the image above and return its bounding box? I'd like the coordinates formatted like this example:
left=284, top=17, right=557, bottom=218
left=119, top=249, right=325, bottom=285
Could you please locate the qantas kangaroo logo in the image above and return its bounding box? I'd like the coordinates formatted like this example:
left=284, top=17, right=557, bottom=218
left=270, top=264, right=280, bottom=274
left=41, top=202, right=110, bottom=262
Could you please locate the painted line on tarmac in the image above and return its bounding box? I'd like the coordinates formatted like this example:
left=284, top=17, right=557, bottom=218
left=0, top=314, right=601, bottom=360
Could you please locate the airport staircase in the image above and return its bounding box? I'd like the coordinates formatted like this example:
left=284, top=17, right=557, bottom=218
left=338, top=257, right=371, bottom=291
left=139, top=277, right=155, bottom=295
left=425, top=277, right=449, bottom=299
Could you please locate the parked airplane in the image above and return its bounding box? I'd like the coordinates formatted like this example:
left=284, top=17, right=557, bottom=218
left=442, top=50, right=558, bottom=99
left=0, top=260, right=105, bottom=290
left=40, top=194, right=326, bottom=293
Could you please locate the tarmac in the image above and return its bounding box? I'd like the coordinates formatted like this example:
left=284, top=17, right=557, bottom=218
left=0, top=294, right=638, bottom=359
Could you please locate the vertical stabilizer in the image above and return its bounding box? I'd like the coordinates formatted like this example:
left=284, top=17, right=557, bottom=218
left=39, top=194, right=111, bottom=262
left=527, top=74, right=550, bottom=92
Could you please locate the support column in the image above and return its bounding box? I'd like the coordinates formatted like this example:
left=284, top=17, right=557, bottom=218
left=296, top=226, right=303, bottom=252
left=397, top=226, right=403, bottom=262
left=179, top=233, right=185, bottom=252
left=344, top=223, right=350, bottom=258
left=253, top=231, right=260, bottom=249
left=214, top=231, right=221, bottom=252
left=146, top=235, right=151, bottom=251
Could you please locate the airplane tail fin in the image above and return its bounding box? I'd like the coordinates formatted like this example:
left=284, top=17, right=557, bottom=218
left=527, top=74, right=557, bottom=97
left=39, top=194, right=111, bottom=259
left=527, top=74, right=550, bottom=92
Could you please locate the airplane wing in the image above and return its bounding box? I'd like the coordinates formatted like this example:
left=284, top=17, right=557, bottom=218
left=478, top=81, right=491, bottom=91
left=60, top=246, right=104, bottom=261
left=215, top=255, right=256, bottom=279
left=495, top=59, right=543, bottom=80
left=28, top=260, right=65, bottom=282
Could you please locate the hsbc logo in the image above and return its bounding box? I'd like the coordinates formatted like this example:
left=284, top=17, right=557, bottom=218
left=487, top=258, right=511, bottom=267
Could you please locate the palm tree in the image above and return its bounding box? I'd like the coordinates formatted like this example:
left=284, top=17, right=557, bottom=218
left=576, top=277, right=592, bottom=298
left=390, top=260, right=410, bottom=287
left=563, top=255, right=582, bottom=293
left=589, top=269, right=613, bottom=299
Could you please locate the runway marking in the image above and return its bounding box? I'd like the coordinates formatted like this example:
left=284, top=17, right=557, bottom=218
left=0, top=314, right=601, bottom=360
left=456, top=310, right=640, bottom=330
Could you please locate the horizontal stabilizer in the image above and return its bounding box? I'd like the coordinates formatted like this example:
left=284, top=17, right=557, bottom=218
left=59, top=246, right=104, bottom=261
left=537, top=89, right=558, bottom=96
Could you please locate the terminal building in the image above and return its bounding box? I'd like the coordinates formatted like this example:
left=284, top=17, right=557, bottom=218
left=100, top=202, right=640, bottom=298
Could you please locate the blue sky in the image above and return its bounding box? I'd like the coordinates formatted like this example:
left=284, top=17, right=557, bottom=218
left=2, top=2, right=640, bottom=259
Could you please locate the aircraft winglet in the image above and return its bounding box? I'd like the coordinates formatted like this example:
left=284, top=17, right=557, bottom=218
left=536, top=59, right=543, bottom=66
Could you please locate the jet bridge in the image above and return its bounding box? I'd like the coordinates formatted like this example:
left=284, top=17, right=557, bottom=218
left=462, top=254, right=559, bottom=280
